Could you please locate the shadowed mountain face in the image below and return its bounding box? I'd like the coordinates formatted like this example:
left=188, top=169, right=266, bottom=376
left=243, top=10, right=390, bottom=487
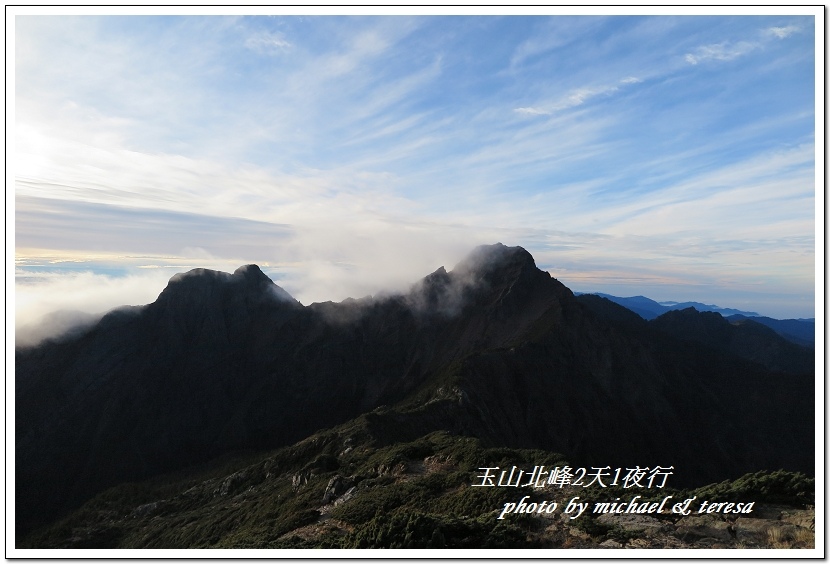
left=584, top=293, right=761, bottom=320
left=649, top=308, right=814, bottom=375
left=15, top=244, right=815, bottom=539
left=727, top=314, right=815, bottom=348
left=581, top=292, right=815, bottom=347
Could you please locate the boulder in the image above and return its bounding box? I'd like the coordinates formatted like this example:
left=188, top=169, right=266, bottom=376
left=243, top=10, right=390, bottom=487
left=674, top=515, right=734, bottom=542
left=597, top=514, right=666, bottom=537
left=599, top=539, right=622, bottom=548
left=734, top=517, right=773, bottom=541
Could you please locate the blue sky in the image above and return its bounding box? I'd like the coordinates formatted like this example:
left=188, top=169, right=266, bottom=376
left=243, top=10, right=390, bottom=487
left=12, top=11, right=819, bottom=333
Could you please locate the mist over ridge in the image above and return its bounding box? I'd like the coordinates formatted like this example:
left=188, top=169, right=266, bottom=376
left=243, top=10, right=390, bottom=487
left=15, top=242, right=814, bottom=347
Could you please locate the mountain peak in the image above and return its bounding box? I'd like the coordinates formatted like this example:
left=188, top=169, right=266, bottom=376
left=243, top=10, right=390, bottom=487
left=162, top=267, right=231, bottom=294
left=157, top=264, right=297, bottom=306
left=403, top=244, right=551, bottom=317
left=233, top=264, right=298, bottom=304
left=233, top=263, right=267, bottom=280
left=456, top=243, right=536, bottom=273
left=449, top=243, right=541, bottom=288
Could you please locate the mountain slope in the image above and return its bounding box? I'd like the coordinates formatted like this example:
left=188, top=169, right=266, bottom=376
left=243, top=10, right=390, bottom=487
left=727, top=314, right=815, bottom=348
left=581, top=293, right=669, bottom=319
left=585, top=293, right=760, bottom=320
left=650, top=308, right=814, bottom=375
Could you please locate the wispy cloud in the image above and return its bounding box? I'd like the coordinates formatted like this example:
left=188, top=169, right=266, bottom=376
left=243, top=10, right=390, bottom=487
left=684, top=21, right=805, bottom=66
left=514, top=107, right=550, bottom=116
left=508, top=16, right=606, bottom=70
left=684, top=40, right=759, bottom=65
left=765, top=25, right=801, bottom=39
left=513, top=77, right=638, bottom=117
left=245, top=31, right=291, bottom=54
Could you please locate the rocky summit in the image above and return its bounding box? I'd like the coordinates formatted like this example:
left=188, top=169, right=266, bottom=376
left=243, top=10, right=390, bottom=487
left=15, top=244, right=814, bottom=548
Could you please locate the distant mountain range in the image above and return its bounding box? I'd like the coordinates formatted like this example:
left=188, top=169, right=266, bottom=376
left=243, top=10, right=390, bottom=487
left=577, top=293, right=815, bottom=347
left=16, top=244, right=815, bottom=548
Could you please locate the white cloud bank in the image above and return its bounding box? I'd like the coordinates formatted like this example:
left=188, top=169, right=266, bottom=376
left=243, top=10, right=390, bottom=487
left=15, top=270, right=174, bottom=347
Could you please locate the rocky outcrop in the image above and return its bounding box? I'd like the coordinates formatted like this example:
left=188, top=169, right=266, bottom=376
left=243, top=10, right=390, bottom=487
left=322, top=475, right=354, bottom=504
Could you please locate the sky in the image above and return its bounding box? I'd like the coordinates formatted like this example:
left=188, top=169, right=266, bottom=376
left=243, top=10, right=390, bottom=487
left=11, top=10, right=821, bottom=340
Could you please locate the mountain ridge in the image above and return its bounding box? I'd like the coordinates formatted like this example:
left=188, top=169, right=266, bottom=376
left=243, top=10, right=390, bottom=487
left=576, top=292, right=814, bottom=346
left=16, top=244, right=815, bottom=542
